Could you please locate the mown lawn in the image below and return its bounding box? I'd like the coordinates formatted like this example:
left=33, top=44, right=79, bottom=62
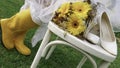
left=0, top=0, right=120, bottom=68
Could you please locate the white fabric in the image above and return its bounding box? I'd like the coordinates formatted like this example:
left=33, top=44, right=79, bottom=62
left=20, top=0, right=120, bottom=47
left=31, top=23, right=48, bottom=47
left=94, top=0, right=120, bottom=32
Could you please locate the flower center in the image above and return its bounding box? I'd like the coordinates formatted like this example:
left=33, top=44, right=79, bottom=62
left=72, top=21, right=79, bottom=28
left=79, top=9, right=82, bottom=12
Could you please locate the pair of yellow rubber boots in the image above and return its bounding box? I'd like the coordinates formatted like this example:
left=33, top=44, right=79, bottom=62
left=0, top=9, right=38, bottom=55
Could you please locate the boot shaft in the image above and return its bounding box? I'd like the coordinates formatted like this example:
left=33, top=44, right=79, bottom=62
left=1, top=8, right=38, bottom=32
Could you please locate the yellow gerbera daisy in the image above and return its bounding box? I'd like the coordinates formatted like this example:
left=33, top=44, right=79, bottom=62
left=57, top=2, right=70, bottom=15
left=71, top=2, right=92, bottom=19
left=66, top=13, right=86, bottom=35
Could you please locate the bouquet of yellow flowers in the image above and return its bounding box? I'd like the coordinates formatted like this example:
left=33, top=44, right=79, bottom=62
left=52, top=1, right=92, bottom=36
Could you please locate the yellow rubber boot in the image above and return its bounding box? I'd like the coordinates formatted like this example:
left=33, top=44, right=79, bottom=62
left=14, top=31, right=31, bottom=55
left=9, top=9, right=38, bottom=31
left=0, top=8, right=38, bottom=55
left=1, top=19, right=15, bottom=49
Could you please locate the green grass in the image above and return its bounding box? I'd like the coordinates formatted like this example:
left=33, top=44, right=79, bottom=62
left=0, top=0, right=120, bottom=68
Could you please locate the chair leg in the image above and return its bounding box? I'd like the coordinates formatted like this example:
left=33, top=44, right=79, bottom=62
left=44, top=36, right=59, bottom=59
left=31, top=29, right=51, bottom=68
left=45, top=45, right=57, bottom=60
left=99, top=61, right=111, bottom=68
left=42, top=40, right=97, bottom=68
left=77, top=56, right=87, bottom=68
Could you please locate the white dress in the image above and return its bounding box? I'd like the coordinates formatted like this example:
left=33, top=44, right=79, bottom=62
left=20, top=0, right=120, bottom=47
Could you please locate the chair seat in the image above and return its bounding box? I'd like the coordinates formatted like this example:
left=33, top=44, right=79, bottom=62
left=48, top=21, right=116, bottom=62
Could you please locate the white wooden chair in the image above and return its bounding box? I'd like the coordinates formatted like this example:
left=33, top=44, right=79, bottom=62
left=31, top=21, right=117, bottom=68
